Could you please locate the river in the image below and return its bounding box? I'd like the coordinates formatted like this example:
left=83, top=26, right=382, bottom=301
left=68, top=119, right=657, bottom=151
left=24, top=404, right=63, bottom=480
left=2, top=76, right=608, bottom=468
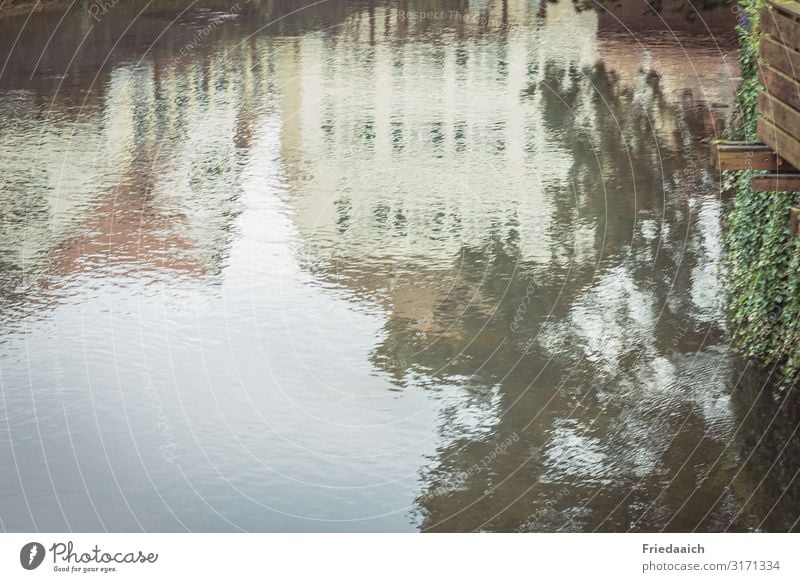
left=0, top=0, right=798, bottom=532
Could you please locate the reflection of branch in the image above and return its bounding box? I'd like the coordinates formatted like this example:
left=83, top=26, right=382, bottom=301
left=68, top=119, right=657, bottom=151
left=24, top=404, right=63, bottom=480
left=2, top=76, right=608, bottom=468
left=572, top=0, right=623, bottom=13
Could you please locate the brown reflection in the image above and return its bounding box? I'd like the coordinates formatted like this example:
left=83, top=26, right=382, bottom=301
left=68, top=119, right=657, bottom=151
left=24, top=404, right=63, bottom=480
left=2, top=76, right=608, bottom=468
left=0, top=31, right=271, bottom=315
left=47, top=173, right=207, bottom=279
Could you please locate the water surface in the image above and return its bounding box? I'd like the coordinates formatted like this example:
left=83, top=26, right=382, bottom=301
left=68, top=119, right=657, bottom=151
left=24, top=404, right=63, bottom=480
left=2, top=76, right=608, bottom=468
left=1, top=0, right=799, bottom=532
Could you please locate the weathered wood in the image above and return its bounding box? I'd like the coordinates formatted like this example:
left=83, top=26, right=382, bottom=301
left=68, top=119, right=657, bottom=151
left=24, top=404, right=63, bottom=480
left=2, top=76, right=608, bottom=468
left=751, top=172, right=800, bottom=191
left=760, top=64, right=800, bottom=114
left=761, top=35, right=800, bottom=80
left=762, top=7, right=800, bottom=53
left=710, top=139, right=790, bottom=171
left=759, top=3, right=800, bottom=171
left=759, top=92, right=800, bottom=145
left=790, top=206, right=800, bottom=235
left=718, top=2, right=800, bottom=180
left=758, top=117, right=800, bottom=171
left=768, top=0, right=800, bottom=22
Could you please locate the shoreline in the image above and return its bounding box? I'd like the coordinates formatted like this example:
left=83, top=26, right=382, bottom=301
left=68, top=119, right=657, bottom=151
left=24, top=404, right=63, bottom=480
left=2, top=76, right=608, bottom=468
left=1, top=0, right=72, bottom=18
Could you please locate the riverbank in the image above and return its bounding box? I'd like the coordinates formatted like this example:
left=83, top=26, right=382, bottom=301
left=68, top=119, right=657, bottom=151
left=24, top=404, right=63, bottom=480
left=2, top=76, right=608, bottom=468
left=1, top=0, right=71, bottom=18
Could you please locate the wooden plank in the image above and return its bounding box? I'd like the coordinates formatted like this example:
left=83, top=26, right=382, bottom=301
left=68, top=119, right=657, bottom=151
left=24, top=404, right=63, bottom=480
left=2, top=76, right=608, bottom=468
left=751, top=172, right=800, bottom=191
left=760, top=64, right=800, bottom=113
left=758, top=117, right=800, bottom=170
left=768, top=0, right=800, bottom=22
left=759, top=92, right=800, bottom=143
left=762, top=7, right=800, bottom=52
left=710, top=139, right=789, bottom=170
left=760, top=35, right=800, bottom=81
left=790, top=206, right=800, bottom=235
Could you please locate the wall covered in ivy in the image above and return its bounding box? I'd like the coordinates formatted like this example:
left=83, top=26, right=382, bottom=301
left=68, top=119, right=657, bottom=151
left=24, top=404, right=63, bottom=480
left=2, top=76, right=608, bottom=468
left=726, top=0, right=800, bottom=386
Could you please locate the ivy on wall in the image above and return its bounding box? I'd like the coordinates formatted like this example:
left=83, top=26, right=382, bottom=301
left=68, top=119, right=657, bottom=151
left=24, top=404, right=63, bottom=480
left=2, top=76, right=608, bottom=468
left=726, top=0, right=800, bottom=386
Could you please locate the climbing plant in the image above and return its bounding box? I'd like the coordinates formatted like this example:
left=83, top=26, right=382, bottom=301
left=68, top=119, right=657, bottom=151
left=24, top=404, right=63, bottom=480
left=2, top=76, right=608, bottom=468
left=726, top=0, right=800, bottom=386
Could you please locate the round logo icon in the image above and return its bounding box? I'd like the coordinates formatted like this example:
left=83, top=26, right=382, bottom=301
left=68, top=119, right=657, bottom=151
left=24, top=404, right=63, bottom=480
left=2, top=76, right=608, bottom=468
left=20, top=542, right=45, bottom=570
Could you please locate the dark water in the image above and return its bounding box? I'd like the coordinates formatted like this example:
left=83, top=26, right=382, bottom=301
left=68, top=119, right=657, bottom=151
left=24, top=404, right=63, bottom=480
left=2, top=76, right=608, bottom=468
left=0, top=0, right=798, bottom=532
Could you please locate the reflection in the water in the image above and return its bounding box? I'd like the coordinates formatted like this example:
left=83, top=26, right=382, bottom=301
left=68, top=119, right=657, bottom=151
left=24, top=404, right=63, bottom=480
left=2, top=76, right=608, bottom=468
left=0, top=0, right=798, bottom=532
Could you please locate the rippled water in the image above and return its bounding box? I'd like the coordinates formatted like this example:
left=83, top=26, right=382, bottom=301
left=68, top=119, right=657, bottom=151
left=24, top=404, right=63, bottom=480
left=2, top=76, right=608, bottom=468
left=1, top=0, right=798, bottom=532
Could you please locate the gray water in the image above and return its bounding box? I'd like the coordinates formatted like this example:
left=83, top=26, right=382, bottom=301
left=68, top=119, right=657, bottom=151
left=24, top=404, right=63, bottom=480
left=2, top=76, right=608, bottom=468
left=0, top=0, right=798, bottom=532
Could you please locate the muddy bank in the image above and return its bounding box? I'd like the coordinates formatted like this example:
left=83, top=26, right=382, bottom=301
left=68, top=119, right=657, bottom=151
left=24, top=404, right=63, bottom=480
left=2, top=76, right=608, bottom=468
left=1, top=0, right=71, bottom=18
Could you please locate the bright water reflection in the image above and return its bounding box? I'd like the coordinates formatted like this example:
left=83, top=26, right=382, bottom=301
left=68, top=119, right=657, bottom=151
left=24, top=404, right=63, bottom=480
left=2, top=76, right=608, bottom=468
left=0, top=0, right=798, bottom=532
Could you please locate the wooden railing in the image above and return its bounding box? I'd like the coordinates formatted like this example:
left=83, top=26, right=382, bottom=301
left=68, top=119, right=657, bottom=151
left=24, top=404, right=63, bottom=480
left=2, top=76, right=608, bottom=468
left=712, top=0, right=800, bottom=195
left=759, top=0, right=800, bottom=171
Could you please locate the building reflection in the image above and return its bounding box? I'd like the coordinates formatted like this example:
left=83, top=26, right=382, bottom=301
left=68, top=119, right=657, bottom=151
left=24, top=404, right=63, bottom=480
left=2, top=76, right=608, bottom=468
left=0, top=11, right=278, bottom=323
